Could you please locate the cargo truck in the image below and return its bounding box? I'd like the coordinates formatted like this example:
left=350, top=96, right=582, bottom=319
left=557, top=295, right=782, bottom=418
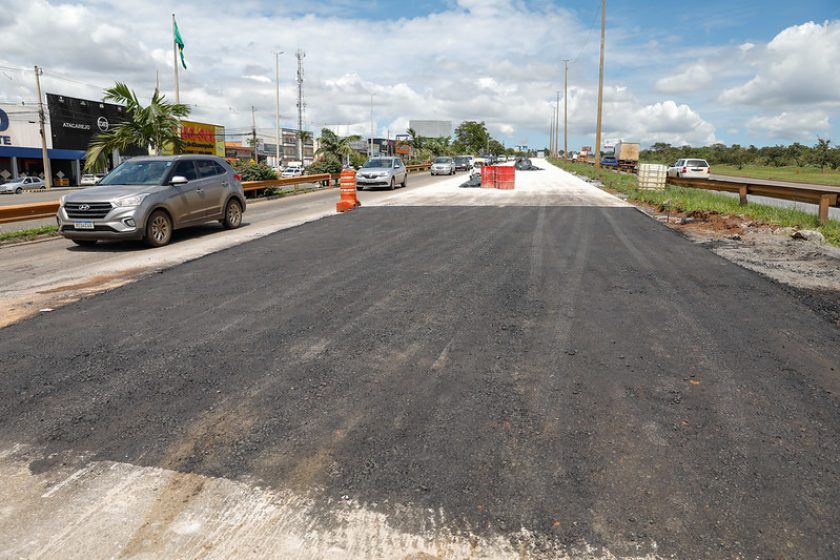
left=613, top=141, right=640, bottom=172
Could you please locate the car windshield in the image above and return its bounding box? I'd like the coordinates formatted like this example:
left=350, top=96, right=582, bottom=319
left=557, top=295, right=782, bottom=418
left=5, top=178, right=25, bottom=184
left=99, top=160, right=174, bottom=186
left=363, top=159, right=392, bottom=168
left=434, top=158, right=451, bottom=164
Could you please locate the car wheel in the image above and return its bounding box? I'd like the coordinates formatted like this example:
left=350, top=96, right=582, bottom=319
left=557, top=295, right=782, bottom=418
left=389, top=177, right=395, bottom=190
left=222, top=199, right=243, bottom=229
left=40, top=185, right=46, bottom=190
left=15, top=187, right=22, bottom=194
left=144, top=210, right=173, bottom=248
left=72, top=239, right=97, bottom=247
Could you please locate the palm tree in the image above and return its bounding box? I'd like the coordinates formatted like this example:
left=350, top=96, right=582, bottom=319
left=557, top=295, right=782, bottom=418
left=84, top=83, right=190, bottom=171
left=315, top=128, right=361, bottom=165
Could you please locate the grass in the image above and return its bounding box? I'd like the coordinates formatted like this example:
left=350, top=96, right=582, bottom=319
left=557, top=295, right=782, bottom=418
left=0, top=225, right=58, bottom=243
left=549, top=159, right=840, bottom=247
left=710, top=164, right=840, bottom=187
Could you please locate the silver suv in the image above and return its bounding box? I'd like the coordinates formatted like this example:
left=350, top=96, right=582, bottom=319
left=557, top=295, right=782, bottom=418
left=57, top=155, right=246, bottom=248
left=356, top=157, right=407, bottom=190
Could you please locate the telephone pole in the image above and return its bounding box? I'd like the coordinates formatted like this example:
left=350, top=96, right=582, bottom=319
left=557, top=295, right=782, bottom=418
left=251, top=106, right=258, bottom=162
left=275, top=51, right=284, bottom=168
left=594, top=0, right=606, bottom=168
left=33, top=66, right=52, bottom=189
left=563, top=59, right=570, bottom=160
left=549, top=105, right=555, bottom=157
left=555, top=90, right=560, bottom=159
left=295, top=50, right=306, bottom=162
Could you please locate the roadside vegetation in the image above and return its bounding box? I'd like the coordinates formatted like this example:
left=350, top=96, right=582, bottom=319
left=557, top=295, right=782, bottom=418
left=0, top=225, right=58, bottom=244
left=549, top=159, right=840, bottom=247
left=711, top=164, right=840, bottom=187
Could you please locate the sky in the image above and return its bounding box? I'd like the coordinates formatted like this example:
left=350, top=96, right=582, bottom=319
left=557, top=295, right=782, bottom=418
left=1, top=0, right=840, bottom=151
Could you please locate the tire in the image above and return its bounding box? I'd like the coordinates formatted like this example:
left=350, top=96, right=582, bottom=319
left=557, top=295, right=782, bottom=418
left=72, top=239, right=97, bottom=247
left=222, top=199, right=243, bottom=229
left=39, top=185, right=46, bottom=190
left=15, top=187, right=22, bottom=194
left=389, top=177, right=395, bottom=190
left=144, top=210, right=173, bottom=248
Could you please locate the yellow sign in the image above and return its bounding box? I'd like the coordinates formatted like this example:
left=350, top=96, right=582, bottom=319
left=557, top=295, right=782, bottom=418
left=164, top=120, right=225, bottom=157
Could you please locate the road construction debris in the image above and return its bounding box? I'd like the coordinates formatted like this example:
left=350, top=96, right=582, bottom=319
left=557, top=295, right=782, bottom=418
left=514, top=157, right=543, bottom=171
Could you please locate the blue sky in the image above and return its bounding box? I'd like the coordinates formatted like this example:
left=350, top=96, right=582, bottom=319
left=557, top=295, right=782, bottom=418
left=1, top=0, right=840, bottom=150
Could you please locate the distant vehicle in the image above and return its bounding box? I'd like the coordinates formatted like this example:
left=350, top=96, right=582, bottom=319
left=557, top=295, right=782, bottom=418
left=600, top=156, right=618, bottom=167
left=57, top=155, right=246, bottom=248
left=0, top=176, right=45, bottom=194
left=667, top=158, right=710, bottom=179
left=430, top=157, right=455, bottom=176
left=613, top=141, right=640, bottom=171
left=453, top=155, right=474, bottom=172
left=356, top=157, right=407, bottom=190
left=281, top=166, right=304, bottom=178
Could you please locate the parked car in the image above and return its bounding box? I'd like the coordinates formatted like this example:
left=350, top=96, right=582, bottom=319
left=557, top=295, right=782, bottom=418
left=356, top=157, right=407, bottom=190
left=0, top=176, right=45, bottom=194
left=667, top=158, right=710, bottom=179
left=430, top=157, right=455, bottom=176
left=453, top=155, right=474, bottom=172
left=57, top=155, right=246, bottom=248
left=600, top=156, right=618, bottom=167
left=281, top=166, right=304, bottom=178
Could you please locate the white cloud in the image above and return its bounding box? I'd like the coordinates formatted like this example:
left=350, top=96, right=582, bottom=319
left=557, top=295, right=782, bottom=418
left=654, top=63, right=713, bottom=94
left=746, top=111, right=830, bottom=140
left=719, top=20, right=840, bottom=107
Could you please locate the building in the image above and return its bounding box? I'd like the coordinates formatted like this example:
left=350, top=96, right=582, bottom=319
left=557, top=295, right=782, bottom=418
left=409, top=120, right=452, bottom=139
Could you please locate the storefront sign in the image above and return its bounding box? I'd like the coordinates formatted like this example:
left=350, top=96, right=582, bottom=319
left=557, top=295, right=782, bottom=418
left=0, top=105, right=49, bottom=148
left=46, top=93, right=137, bottom=152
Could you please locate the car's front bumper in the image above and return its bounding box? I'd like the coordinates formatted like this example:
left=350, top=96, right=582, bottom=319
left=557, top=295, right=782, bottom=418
left=56, top=205, right=145, bottom=241
left=356, top=175, right=392, bottom=186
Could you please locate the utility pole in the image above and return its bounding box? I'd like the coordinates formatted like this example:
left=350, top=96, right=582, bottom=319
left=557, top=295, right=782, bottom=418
left=563, top=59, right=570, bottom=161
left=594, top=0, right=606, bottom=168
left=275, top=50, right=283, bottom=168
left=251, top=106, right=258, bottom=163
left=369, top=93, right=375, bottom=158
left=555, top=90, right=560, bottom=159
left=33, top=66, right=52, bottom=189
left=295, top=50, right=305, bottom=162
left=549, top=105, right=555, bottom=157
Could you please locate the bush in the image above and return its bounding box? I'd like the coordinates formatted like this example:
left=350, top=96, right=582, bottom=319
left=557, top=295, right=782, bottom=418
left=306, top=160, right=342, bottom=175
left=233, top=161, right=277, bottom=181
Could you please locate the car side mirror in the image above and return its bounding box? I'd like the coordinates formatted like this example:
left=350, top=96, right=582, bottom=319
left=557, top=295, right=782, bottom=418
left=170, top=175, right=189, bottom=185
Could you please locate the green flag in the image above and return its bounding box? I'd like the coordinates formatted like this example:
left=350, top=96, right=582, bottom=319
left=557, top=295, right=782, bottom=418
left=173, top=18, right=187, bottom=69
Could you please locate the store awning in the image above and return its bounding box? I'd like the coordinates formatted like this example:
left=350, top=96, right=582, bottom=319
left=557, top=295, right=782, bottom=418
left=0, top=146, right=86, bottom=160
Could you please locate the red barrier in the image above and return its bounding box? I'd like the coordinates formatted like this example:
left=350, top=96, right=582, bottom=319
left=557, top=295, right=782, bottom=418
left=495, top=166, right=515, bottom=190
left=480, top=165, right=496, bottom=188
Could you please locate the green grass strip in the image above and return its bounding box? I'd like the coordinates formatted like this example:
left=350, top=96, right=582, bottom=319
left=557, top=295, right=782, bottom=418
left=0, top=225, right=59, bottom=243
left=548, top=159, right=840, bottom=247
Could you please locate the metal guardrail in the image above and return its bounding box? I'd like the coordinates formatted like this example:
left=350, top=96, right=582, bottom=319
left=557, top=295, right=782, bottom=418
left=667, top=176, right=839, bottom=224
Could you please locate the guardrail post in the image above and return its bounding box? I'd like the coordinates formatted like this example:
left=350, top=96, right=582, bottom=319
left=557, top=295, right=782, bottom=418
left=739, top=186, right=748, bottom=206
left=819, top=194, right=832, bottom=225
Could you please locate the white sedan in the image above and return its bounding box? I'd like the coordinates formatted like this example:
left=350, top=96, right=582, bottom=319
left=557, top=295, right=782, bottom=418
left=0, top=176, right=46, bottom=194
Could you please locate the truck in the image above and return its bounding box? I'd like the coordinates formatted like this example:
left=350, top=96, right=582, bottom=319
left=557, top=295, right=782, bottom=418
left=613, top=141, right=640, bottom=172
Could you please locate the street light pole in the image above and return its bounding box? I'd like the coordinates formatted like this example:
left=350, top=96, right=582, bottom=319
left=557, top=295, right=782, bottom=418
left=369, top=93, right=375, bottom=158
left=594, top=0, right=606, bottom=168
left=275, top=51, right=284, bottom=169
left=563, top=59, right=570, bottom=161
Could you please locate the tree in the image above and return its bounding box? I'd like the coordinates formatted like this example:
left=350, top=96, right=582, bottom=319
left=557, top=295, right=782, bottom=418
left=315, top=128, right=360, bottom=165
left=84, top=83, right=190, bottom=171
left=487, top=139, right=506, bottom=156
left=298, top=130, right=313, bottom=143
left=811, top=137, right=832, bottom=172
left=454, top=121, right=490, bottom=154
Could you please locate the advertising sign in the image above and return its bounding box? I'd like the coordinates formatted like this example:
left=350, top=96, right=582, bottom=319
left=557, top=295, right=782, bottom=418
left=180, top=120, right=225, bottom=157
left=0, top=105, right=48, bottom=148
left=46, top=93, right=140, bottom=152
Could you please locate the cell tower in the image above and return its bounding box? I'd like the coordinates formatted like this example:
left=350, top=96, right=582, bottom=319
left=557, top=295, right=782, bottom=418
left=296, top=50, right=306, bottom=162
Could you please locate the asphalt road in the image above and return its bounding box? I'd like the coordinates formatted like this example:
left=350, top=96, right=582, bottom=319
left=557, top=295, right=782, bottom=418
left=1, top=163, right=839, bottom=559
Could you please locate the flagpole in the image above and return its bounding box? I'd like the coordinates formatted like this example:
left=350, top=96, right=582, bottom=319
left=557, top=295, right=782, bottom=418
left=172, top=13, right=180, bottom=105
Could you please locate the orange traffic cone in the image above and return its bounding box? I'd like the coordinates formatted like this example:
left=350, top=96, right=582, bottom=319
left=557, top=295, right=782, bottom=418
left=336, top=168, right=361, bottom=212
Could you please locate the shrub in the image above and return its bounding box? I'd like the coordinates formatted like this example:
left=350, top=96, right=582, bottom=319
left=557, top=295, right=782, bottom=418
left=234, top=161, right=277, bottom=181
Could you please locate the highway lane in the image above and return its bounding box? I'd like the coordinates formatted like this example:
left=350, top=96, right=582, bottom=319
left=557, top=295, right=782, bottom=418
left=1, top=162, right=838, bottom=558
left=0, top=170, right=456, bottom=327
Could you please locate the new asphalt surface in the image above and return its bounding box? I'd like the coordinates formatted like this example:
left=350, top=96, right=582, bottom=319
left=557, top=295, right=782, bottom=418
left=1, top=165, right=839, bottom=558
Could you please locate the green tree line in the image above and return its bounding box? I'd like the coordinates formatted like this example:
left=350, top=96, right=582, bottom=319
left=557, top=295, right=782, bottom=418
left=641, top=139, right=840, bottom=171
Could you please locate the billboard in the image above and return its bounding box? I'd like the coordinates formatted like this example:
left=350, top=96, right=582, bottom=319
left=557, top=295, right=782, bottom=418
left=179, top=120, right=225, bottom=157
left=409, top=120, right=452, bottom=139
left=0, top=105, right=50, bottom=148
left=46, top=93, right=141, bottom=153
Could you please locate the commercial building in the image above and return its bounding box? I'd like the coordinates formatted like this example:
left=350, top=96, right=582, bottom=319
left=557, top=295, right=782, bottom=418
left=225, top=129, right=315, bottom=166
left=409, top=120, right=452, bottom=139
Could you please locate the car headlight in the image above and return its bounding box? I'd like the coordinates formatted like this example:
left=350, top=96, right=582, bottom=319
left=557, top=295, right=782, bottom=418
left=114, top=193, right=149, bottom=207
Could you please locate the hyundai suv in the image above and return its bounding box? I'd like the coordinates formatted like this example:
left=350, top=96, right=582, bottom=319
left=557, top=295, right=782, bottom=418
left=57, top=155, right=246, bottom=248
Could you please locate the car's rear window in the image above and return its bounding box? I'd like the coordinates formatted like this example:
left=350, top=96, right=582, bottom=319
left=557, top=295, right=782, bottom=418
left=454, top=157, right=469, bottom=164
left=687, top=160, right=708, bottom=167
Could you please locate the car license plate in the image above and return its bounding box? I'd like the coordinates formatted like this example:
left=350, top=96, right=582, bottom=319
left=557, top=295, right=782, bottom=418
left=73, top=221, right=94, bottom=230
